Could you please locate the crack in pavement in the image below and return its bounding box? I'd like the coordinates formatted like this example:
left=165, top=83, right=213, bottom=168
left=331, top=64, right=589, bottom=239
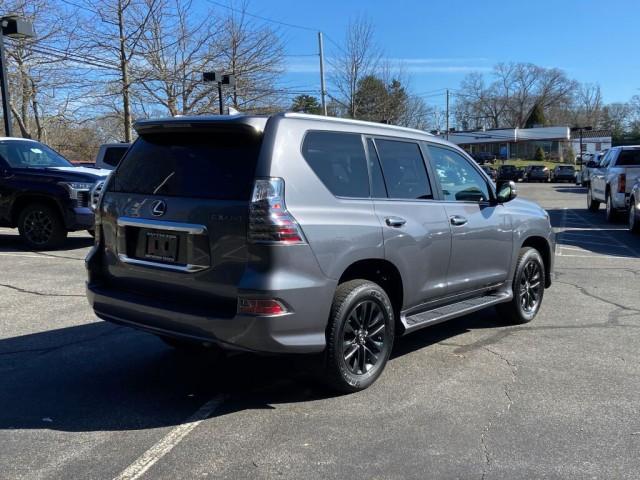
left=0, top=283, right=84, bottom=298
left=478, top=346, right=518, bottom=480
left=30, top=251, right=84, bottom=261
left=555, top=279, right=640, bottom=315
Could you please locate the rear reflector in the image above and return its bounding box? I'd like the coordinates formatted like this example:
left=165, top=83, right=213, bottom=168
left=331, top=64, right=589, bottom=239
left=248, top=178, right=305, bottom=244
left=619, top=173, right=626, bottom=193
left=238, top=298, right=288, bottom=315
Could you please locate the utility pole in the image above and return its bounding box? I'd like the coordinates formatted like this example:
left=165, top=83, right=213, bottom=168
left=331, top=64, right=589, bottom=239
left=445, top=89, right=450, bottom=140
left=318, top=31, right=327, bottom=116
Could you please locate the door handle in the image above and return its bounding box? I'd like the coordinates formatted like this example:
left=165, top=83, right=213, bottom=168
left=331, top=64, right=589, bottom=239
left=385, top=216, right=406, bottom=227
left=450, top=215, right=468, bottom=226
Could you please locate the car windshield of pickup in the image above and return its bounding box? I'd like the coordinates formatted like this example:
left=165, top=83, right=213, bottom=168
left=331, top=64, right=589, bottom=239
left=0, top=140, right=73, bottom=169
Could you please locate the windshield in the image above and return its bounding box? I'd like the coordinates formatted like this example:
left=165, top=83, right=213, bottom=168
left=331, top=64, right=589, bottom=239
left=0, top=140, right=73, bottom=168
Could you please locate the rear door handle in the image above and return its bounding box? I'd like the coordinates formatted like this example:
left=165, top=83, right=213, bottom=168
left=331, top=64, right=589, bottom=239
left=450, top=215, right=468, bottom=226
left=385, top=216, right=406, bottom=227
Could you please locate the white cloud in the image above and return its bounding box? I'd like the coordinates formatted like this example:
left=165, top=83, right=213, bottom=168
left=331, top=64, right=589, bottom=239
left=286, top=57, right=491, bottom=74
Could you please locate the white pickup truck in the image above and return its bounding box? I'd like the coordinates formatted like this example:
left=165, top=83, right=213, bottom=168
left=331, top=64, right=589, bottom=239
left=95, top=143, right=131, bottom=170
left=588, top=146, right=640, bottom=221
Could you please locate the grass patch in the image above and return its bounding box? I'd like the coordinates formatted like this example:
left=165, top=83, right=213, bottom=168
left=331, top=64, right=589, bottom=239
left=496, top=159, right=570, bottom=170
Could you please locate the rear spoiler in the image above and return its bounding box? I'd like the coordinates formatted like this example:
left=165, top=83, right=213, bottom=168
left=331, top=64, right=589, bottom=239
left=134, top=115, right=268, bottom=136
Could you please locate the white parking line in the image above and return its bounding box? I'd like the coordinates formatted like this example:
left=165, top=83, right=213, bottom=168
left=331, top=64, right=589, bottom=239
left=113, top=395, right=225, bottom=480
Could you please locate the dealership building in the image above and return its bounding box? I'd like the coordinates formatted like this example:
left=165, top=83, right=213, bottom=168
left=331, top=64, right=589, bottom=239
left=444, top=126, right=612, bottom=161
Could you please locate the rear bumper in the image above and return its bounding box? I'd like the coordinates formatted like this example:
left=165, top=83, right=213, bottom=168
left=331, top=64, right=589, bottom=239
left=613, top=192, right=629, bottom=210
left=87, top=282, right=332, bottom=354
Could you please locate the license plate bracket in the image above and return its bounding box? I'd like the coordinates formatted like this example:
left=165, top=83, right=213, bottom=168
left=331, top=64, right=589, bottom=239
left=144, top=231, right=179, bottom=262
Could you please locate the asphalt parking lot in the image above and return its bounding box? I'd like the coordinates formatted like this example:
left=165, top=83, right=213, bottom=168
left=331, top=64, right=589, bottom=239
left=1, top=183, right=639, bottom=480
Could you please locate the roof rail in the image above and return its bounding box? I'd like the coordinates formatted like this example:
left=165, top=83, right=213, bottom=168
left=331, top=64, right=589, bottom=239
left=280, top=112, right=433, bottom=137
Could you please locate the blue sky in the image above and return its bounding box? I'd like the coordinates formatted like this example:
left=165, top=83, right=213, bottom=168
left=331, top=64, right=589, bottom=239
left=225, top=0, right=640, bottom=106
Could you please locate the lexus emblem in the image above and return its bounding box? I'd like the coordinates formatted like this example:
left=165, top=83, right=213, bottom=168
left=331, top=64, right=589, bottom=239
left=151, top=200, right=167, bottom=217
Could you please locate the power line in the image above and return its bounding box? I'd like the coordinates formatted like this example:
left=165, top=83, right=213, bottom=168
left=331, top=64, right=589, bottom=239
left=203, top=0, right=318, bottom=32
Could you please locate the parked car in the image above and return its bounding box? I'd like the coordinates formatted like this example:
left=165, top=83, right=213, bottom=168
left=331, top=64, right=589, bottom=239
left=577, top=151, right=606, bottom=186
left=524, top=165, right=550, bottom=182
left=86, top=113, right=555, bottom=392
left=0, top=137, right=109, bottom=248
left=497, top=164, right=520, bottom=182
left=480, top=165, right=497, bottom=182
left=95, top=143, right=131, bottom=170
left=550, top=165, right=575, bottom=183
left=588, top=146, right=640, bottom=222
left=471, top=152, right=496, bottom=164
left=628, top=178, right=640, bottom=233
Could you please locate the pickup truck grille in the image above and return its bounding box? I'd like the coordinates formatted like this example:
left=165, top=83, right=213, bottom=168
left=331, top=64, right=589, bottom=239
left=76, top=191, right=90, bottom=208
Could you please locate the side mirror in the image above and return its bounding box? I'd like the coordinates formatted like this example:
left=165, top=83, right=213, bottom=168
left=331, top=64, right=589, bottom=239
left=0, top=167, right=13, bottom=178
left=496, top=180, right=518, bottom=203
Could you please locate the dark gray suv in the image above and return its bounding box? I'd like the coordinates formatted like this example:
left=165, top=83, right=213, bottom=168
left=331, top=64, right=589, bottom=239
left=86, top=113, right=555, bottom=392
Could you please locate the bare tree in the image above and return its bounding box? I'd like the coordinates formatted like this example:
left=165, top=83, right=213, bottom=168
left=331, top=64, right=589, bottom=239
left=330, top=15, right=381, bottom=119
left=456, top=62, right=577, bottom=128
left=0, top=0, right=81, bottom=140
left=134, top=0, right=222, bottom=116
left=74, top=0, right=159, bottom=141
left=215, top=0, right=285, bottom=111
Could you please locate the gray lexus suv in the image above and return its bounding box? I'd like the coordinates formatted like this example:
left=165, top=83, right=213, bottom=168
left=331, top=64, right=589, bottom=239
left=86, top=113, right=555, bottom=392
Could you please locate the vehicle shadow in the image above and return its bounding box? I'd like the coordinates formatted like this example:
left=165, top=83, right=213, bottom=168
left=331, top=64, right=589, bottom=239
left=547, top=207, right=640, bottom=258
left=552, top=185, right=587, bottom=194
left=0, top=310, right=502, bottom=433
left=0, top=231, right=93, bottom=252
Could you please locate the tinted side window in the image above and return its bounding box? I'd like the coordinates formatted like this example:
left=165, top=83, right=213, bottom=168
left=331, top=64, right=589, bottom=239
left=616, top=149, right=640, bottom=166
left=366, top=138, right=387, bottom=198
left=374, top=139, right=432, bottom=200
left=301, top=132, right=369, bottom=198
left=427, top=145, right=490, bottom=202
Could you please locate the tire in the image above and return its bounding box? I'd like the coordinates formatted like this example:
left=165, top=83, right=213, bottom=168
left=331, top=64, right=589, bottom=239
left=629, top=198, right=640, bottom=234
left=497, top=247, right=545, bottom=324
left=605, top=193, right=617, bottom=222
left=587, top=188, right=600, bottom=211
left=17, top=203, right=67, bottom=250
left=323, top=280, right=395, bottom=393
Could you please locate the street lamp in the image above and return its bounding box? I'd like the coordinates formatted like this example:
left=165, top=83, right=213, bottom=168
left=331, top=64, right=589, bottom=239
left=0, top=15, right=35, bottom=136
left=202, top=71, right=236, bottom=115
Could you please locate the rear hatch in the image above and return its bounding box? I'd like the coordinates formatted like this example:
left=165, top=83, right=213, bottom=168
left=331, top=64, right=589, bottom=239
left=96, top=119, right=265, bottom=317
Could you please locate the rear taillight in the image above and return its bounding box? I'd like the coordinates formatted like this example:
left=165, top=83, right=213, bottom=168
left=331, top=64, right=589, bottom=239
left=619, top=173, right=626, bottom=193
left=248, top=178, right=305, bottom=244
left=238, top=298, right=288, bottom=316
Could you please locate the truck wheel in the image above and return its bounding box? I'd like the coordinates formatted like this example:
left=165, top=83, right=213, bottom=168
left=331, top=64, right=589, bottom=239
left=18, top=203, right=67, bottom=250
left=587, top=188, right=600, bottom=211
left=497, top=247, right=545, bottom=324
left=630, top=199, right=640, bottom=234
left=323, top=280, right=394, bottom=393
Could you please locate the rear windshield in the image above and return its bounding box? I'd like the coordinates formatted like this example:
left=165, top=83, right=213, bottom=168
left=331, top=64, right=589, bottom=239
left=103, top=146, right=129, bottom=167
left=616, top=149, right=640, bottom=166
left=108, top=131, right=261, bottom=200
left=531, top=166, right=545, bottom=170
